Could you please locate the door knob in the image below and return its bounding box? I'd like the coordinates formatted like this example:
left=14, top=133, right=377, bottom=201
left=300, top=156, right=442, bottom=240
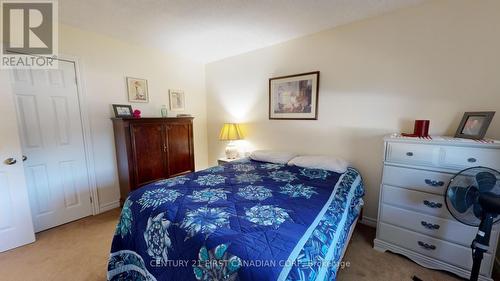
left=22, top=155, right=27, bottom=161
left=4, top=158, right=17, bottom=165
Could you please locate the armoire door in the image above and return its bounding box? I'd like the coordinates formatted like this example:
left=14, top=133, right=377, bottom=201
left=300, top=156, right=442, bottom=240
left=165, top=123, right=194, bottom=177
left=130, top=123, right=167, bottom=187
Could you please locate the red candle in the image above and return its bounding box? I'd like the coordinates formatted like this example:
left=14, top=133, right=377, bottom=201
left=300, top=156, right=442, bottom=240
left=414, top=120, right=430, bottom=137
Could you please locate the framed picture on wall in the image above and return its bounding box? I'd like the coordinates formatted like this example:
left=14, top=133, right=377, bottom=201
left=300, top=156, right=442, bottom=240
left=126, top=77, right=149, bottom=103
left=454, top=111, right=495, bottom=140
left=269, top=71, right=319, bottom=120
left=169, top=89, right=185, bottom=111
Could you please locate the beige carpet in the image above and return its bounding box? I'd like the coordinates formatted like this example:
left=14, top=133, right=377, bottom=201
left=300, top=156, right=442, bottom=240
left=0, top=209, right=488, bottom=281
left=0, top=209, right=120, bottom=281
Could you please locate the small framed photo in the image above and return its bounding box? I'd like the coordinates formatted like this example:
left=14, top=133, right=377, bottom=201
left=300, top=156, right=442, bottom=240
left=126, top=77, right=149, bottom=103
left=169, top=89, right=185, bottom=111
left=454, top=111, right=495, bottom=140
left=269, top=71, right=319, bottom=120
left=112, top=104, right=133, bottom=118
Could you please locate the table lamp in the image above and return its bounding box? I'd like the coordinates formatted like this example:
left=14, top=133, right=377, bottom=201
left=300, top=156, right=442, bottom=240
left=219, top=123, right=243, bottom=159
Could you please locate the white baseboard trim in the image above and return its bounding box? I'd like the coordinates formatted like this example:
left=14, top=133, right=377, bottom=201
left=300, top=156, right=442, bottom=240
left=99, top=200, right=120, bottom=213
left=360, top=216, right=377, bottom=228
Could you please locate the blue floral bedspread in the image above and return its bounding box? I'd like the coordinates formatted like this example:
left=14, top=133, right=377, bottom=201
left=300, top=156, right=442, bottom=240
left=108, top=159, right=364, bottom=281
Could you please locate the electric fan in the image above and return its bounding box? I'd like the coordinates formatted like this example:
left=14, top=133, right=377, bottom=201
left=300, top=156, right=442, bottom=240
left=445, top=166, right=500, bottom=281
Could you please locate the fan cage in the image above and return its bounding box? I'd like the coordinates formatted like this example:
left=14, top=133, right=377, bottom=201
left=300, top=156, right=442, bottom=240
left=445, top=166, right=500, bottom=227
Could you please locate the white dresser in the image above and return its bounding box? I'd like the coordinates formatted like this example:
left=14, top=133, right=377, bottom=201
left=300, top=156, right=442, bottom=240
left=374, top=135, right=500, bottom=281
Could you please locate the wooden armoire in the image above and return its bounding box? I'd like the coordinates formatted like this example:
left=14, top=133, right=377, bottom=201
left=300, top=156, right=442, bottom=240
left=112, top=117, right=195, bottom=205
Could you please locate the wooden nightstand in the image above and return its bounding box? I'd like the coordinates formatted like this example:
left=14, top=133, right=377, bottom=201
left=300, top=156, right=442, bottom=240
left=217, top=158, right=240, bottom=165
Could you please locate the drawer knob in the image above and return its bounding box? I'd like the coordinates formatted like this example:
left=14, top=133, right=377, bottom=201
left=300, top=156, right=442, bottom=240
left=418, top=241, right=436, bottom=250
left=421, top=221, right=441, bottom=230
left=425, top=179, right=445, bottom=187
left=467, top=157, right=477, bottom=163
left=4, top=158, right=17, bottom=165
left=423, top=200, right=442, bottom=208
left=406, top=152, right=414, bottom=157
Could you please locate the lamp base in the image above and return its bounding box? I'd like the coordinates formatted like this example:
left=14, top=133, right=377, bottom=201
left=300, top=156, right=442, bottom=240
left=225, top=143, right=239, bottom=159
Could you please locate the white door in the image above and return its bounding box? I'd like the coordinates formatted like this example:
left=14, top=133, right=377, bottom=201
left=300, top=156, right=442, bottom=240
left=11, top=60, right=93, bottom=232
left=0, top=71, right=36, bottom=252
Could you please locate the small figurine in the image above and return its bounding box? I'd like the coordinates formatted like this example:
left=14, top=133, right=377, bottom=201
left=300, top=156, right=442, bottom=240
left=133, top=109, right=141, bottom=118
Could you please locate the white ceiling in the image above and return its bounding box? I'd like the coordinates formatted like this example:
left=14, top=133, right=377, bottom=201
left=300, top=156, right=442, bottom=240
left=59, top=0, right=425, bottom=63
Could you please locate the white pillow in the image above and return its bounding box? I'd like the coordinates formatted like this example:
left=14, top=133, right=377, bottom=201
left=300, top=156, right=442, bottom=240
left=249, top=150, right=297, bottom=164
left=288, top=155, right=349, bottom=173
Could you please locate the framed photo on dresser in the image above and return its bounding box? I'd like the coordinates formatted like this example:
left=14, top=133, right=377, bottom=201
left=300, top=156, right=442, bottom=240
left=269, top=71, right=319, bottom=120
left=112, top=104, right=133, bottom=118
left=454, top=111, right=495, bottom=140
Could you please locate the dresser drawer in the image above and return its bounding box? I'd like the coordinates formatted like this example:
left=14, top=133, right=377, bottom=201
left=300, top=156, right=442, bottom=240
left=379, top=204, right=499, bottom=251
left=386, top=142, right=439, bottom=166
left=383, top=165, right=452, bottom=195
left=378, top=222, right=493, bottom=276
left=382, top=185, right=452, bottom=220
left=440, top=146, right=500, bottom=170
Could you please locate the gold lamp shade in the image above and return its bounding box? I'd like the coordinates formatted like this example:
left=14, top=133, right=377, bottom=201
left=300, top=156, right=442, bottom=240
left=219, top=123, right=244, bottom=141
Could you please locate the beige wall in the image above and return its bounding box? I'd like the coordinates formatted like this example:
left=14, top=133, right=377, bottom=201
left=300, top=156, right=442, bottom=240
left=59, top=25, right=208, bottom=211
left=205, top=0, right=500, bottom=221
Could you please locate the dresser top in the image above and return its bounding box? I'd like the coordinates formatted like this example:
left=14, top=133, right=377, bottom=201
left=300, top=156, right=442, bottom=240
left=385, top=134, right=500, bottom=148
left=111, top=117, right=193, bottom=120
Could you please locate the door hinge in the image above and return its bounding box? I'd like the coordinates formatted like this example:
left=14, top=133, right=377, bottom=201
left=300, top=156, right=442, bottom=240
left=90, top=196, right=93, bottom=203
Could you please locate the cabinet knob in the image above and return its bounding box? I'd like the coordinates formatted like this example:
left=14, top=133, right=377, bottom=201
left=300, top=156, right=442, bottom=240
left=425, top=179, right=444, bottom=187
left=467, top=157, right=477, bottom=163
left=406, top=152, right=414, bottom=157
left=4, top=158, right=17, bottom=165
left=418, top=241, right=436, bottom=250
left=423, top=200, right=442, bottom=208
left=421, top=221, right=440, bottom=230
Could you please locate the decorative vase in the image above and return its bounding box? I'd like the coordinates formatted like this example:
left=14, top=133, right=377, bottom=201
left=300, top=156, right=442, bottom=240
left=161, top=105, right=168, bottom=117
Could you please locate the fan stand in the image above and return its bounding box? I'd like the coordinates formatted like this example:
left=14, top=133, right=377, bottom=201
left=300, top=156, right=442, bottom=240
left=443, top=167, right=500, bottom=281
left=469, top=213, right=494, bottom=281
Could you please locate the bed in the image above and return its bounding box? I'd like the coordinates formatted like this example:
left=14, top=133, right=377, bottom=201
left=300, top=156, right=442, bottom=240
left=107, top=158, right=364, bottom=281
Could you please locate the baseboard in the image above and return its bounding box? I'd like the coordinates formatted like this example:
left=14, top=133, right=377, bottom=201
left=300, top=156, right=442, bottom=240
left=360, top=216, right=377, bottom=228
left=99, top=200, right=120, bottom=213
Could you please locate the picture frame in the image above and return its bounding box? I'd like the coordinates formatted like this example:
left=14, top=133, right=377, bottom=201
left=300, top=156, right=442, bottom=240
left=112, top=104, right=133, bottom=118
left=269, top=71, right=319, bottom=120
left=126, top=77, right=149, bottom=103
left=169, top=89, right=185, bottom=111
left=454, top=111, right=495, bottom=140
